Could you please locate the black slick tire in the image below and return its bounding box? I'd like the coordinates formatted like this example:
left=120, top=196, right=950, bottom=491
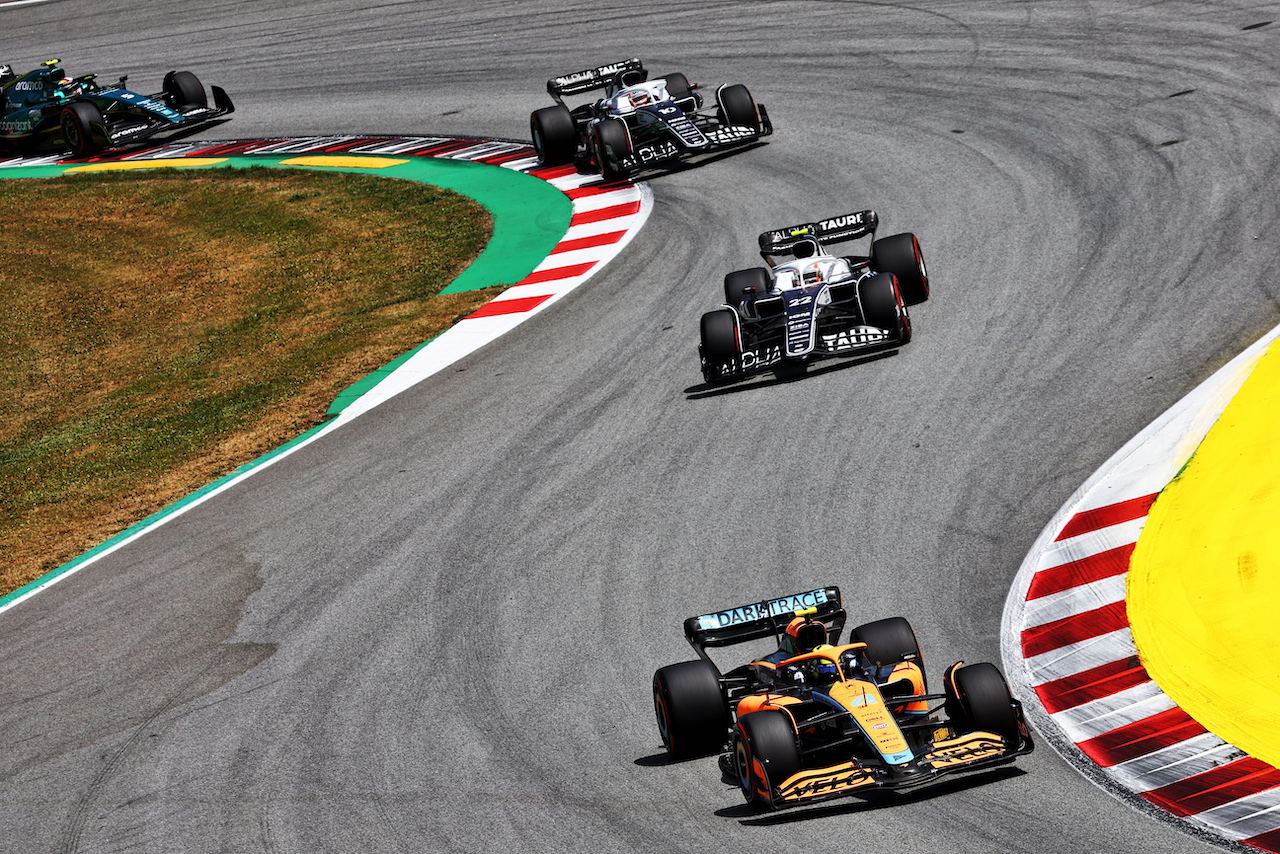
left=163, top=70, right=206, bottom=110
left=717, top=83, right=760, bottom=131
left=59, top=101, right=107, bottom=158
left=871, top=232, right=929, bottom=305
left=652, top=660, right=730, bottom=759
left=658, top=72, right=693, bottom=106
left=852, top=615, right=925, bottom=685
left=733, top=711, right=801, bottom=810
left=858, top=272, right=910, bottom=345
left=951, top=662, right=1018, bottom=741
left=700, top=309, right=739, bottom=363
left=592, top=117, right=632, bottom=182
left=724, top=267, right=771, bottom=305
left=531, top=104, right=576, bottom=166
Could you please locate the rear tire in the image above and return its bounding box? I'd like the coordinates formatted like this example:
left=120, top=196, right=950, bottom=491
left=592, top=117, right=632, bottom=182
left=858, top=272, right=910, bottom=345
left=717, top=83, right=760, bottom=131
left=951, top=662, right=1018, bottom=740
left=163, top=70, right=206, bottom=110
left=734, top=711, right=801, bottom=810
left=59, top=101, right=107, bottom=158
left=658, top=72, right=694, bottom=107
left=871, top=232, right=929, bottom=305
left=653, top=660, right=730, bottom=759
left=531, top=105, right=576, bottom=166
left=724, top=267, right=771, bottom=305
left=852, top=615, right=924, bottom=686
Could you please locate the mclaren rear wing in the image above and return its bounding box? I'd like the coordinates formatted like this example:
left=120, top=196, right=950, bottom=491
left=683, top=586, right=846, bottom=661
left=548, top=57, right=643, bottom=101
left=758, top=210, right=879, bottom=261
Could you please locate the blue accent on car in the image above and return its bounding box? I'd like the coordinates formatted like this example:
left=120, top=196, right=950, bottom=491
left=814, top=689, right=915, bottom=765
left=97, top=88, right=184, bottom=123
left=782, top=287, right=819, bottom=357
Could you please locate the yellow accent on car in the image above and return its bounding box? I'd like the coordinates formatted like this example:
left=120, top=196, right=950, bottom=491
left=923, top=731, right=1006, bottom=768
left=776, top=762, right=876, bottom=801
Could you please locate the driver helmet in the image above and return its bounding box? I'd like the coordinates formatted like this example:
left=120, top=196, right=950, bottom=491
left=0, top=64, right=14, bottom=83
left=785, top=616, right=827, bottom=653
left=813, top=656, right=841, bottom=686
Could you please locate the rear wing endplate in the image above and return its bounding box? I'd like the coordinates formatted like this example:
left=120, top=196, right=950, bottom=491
left=548, top=57, right=643, bottom=100
left=683, top=586, right=845, bottom=658
left=758, top=210, right=879, bottom=260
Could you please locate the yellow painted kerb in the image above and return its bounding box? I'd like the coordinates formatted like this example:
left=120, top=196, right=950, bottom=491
left=1129, top=337, right=1280, bottom=766
left=65, top=158, right=229, bottom=172
left=279, top=156, right=408, bottom=168
left=64, top=155, right=408, bottom=174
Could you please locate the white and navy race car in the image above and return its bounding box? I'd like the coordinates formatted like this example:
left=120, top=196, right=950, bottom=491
left=530, top=57, right=771, bottom=182
left=699, top=211, right=930, bottom=385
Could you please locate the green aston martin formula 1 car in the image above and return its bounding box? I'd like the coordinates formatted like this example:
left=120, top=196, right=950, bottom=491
left=0, top=59, right=233, bottom=159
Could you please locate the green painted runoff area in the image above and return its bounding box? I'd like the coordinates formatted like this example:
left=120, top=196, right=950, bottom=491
left=0, top=154, right=572, bottom=293
left=0, top=151, right=572, bottom=610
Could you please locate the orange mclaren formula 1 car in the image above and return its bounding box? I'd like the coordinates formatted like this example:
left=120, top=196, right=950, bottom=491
left=651, top=586, right=1034, bottom=810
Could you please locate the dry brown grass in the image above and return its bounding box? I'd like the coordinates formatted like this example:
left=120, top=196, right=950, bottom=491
left=1, top=167, right=496, bottom=595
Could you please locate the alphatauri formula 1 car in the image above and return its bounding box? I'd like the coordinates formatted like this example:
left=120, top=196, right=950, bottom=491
left=699, top=210, right=929, bottom=385
left=530, top=57, right=771, bottom=181
left=0, top=59, right=233, bottom=158
left=651, top=587, right=1034, bottom=810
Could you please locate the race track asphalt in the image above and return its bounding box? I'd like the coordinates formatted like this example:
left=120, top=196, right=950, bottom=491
left=2, top=2, right=1279, bottom=851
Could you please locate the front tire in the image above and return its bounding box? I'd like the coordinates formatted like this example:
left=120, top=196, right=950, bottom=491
left=871, top=232, right=929, bottom=305
left=717, top=83, right=760, bottom=131
left=59, top=101, right=107, bottom=158
left=531, top=105, right=576, bottom=166
left=858, top=272, right=910, bottom=345
left=653, top=660, right=730, bottom=759
left=700, top=309, right=739, bottom=364
left=163, top=70, right=206, bottom=110
left=592, top=118, right=632, bottom=182
left=950, top=662, right=1018, bottom=741
left=734, top=711, right=801, bottom=810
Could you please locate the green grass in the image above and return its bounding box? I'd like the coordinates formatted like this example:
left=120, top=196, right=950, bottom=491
left=1, top=167, right=495, bottom=592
